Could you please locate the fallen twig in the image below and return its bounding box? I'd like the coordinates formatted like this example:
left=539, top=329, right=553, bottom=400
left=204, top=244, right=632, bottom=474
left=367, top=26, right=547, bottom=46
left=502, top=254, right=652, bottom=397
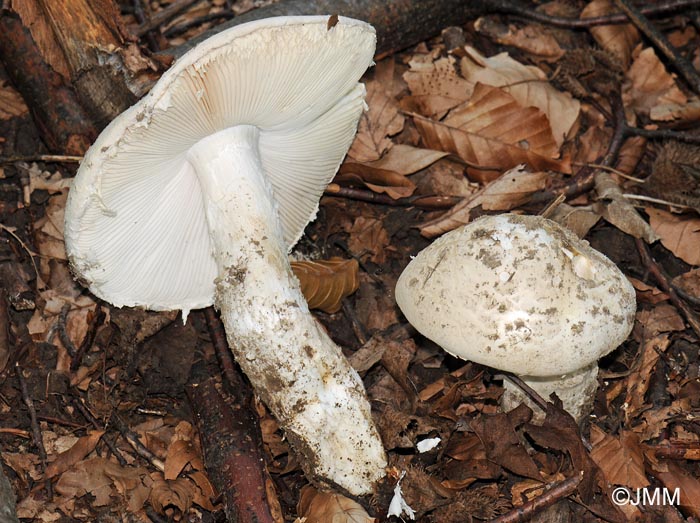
left=614, top=0, right=700, bottom=94
left=635, top=238, right=700, bottom=339
left=16, top=362, right=53, bottom=498
left=487, top=471, right=584, bottom=523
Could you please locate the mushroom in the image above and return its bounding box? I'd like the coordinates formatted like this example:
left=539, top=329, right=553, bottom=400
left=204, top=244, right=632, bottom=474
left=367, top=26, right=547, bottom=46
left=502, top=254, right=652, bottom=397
left=64, top=16, right=386, bottom=495
left=395, top=214, right=636, bottom=422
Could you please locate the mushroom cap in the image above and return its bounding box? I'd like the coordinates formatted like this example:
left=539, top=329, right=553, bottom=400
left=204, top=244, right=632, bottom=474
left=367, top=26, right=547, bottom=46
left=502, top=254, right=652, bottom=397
left=65, top=16, right=376, bottom=312
left=395, top=214, right=636, bottom=377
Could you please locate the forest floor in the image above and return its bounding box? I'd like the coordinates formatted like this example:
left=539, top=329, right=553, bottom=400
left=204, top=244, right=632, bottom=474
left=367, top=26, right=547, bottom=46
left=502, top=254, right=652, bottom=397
left=1, top=0, right=700, bottom=522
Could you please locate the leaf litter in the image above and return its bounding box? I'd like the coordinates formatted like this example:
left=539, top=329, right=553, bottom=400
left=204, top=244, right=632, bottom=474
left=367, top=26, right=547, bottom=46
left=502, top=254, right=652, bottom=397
left=3, top=1, right=700, bottom=522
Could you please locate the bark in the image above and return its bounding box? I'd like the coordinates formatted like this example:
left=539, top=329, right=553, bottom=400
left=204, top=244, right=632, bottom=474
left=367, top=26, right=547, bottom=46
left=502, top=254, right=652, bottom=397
left=0, top=11, right=96, bottom=155
left=167, top=0, right=517, bottom=60
left=186, top=369, right=277, bottom=523
left=30, top=0, right=151, bottom=126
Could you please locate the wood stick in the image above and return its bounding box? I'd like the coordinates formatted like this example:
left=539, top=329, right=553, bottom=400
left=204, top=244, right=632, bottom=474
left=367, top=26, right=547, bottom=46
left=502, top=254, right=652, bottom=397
left=0, top=11, right=96, bottom=155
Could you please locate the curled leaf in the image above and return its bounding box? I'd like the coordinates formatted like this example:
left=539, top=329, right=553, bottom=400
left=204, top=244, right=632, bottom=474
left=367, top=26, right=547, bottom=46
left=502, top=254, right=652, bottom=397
left=291, top=258, right=359, bottom=313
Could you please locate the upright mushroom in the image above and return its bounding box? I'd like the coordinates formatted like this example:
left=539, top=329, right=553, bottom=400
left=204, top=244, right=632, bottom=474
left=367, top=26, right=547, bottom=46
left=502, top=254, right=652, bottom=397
left=395, top=214, right=636, bottom=422
left=64, top=16, right=386, bottom=495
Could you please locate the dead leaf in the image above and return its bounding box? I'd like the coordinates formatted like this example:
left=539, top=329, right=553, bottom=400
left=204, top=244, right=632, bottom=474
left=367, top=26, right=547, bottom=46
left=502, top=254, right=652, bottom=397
left=593, top=172, right=658, bottom=242
left=414, top=115, right=569, bottom=182
left=291, top=258, right=359, bottom=314
left=474, top=17, right=564, bottom=60
left=628, top=277, right=669, bottom=305
left=459, top=46, right=580, bottom=146
left=348, top=217, right=391, bottom=264
left=402, top=54, right=472, bottom=118
left=444, top=83, right=560, bottom=159
left=651, top=98, right=700, bottom=123
left=624, top=47, right=688, bottom=116
left=635, top=304, right=686, bottom=338
left=652, top=460, right=700, bottom=519
left=419, top=166, right=547, bottom=237
left=624, top=335, right=671, bottom=420
left=646, top=208, right=700, bottom=265
left=547, top=203, right=601, bottom=239
left=347, top=79, right=404, bottom=162
left=471, top=407, right=542, bottom=480
left=581, top=0, right=640, bottom=69
left=164, top=439, right=198, bottom=480
left=297, top=485, right=375, bottom=523
left=149, top=473, right=194, bottom=514
left=673, top=268, right=700, bottom=299
left=45, top=430, right=104, bottom=479
left=338, top=144, right=448, bottom=199
left=590, top=426, right=648, bottom=489
left=0, top=81, right=29, bottom=119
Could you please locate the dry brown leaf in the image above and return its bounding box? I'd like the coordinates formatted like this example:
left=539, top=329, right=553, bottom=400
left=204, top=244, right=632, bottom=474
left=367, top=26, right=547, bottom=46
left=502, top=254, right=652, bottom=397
left=347, top=79, right=404, bottom=162
left=616, top=136, right=646, bottom=175
left=414, top=114, right=569, bottom=182
left=635, top=303, right=686, bottom=338
left=445, top=83, right=560, bottom=159
left=547, top=203, right=601, bottom=239
left=291, top=258, right=359, bottom=314
left=338, top=144, right=448, bottom=199
left=628, top=277, right=669, bottom=305
left=297, top=485, right=375, bottom=523
left=474, top=17, right=564, bottom=60
left=354, top=273, right=399, bottom=332
left=54, top=457, right=149, bottom=509
left=348, top=217, right=391, bottom=264
left=652, top=460, right=700, bottom=519
left=460, top=46, right=580, bottom=147
left=149, top=474, right=194, bottom=515
left=673, top=268, right=700, bottom=299
left=624, top=47, right=688, bottom=116
left=0, top=81, right=29, bottom=120
left=593, top=172, right=658, bottom=242
left=589, top=425, right=648, bottom=489
left=624, top=335, right=670, bottom=421
left=651, top=98, right=700, bottom=123
left=45, top=430, right=104, bottom=479
left=164, top=439, right=198, bottom=480
left=581, top=0, right=640, bottom=69
left=402, top=54, right=473, bottom=118
left=420, top=167, right=548, bottom=237
left=646, top=208, right=700, bottom=265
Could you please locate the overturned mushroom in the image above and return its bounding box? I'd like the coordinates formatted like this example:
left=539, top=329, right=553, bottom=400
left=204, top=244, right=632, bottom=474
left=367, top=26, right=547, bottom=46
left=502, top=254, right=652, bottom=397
left=395, top=214, right=636, bottom=422
left=64, top=16, right=386, bottom=495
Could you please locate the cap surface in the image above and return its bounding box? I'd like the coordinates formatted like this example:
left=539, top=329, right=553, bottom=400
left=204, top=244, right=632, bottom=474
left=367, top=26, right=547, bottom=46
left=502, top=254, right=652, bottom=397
left=65, top=16, right=376, bottom=312
left=395, top=214, right=636, bottom=377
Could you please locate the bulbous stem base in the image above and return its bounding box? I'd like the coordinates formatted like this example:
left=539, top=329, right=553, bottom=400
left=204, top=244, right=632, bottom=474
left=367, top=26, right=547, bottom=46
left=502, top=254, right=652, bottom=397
left=501, top=363, right=599, bottom=423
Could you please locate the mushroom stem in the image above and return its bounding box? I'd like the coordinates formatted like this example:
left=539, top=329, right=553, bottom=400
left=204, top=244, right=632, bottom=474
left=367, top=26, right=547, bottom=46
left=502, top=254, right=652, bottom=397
left=501, top=363, right=599, bottom=422
left=186, top=125, right=386, bottom=496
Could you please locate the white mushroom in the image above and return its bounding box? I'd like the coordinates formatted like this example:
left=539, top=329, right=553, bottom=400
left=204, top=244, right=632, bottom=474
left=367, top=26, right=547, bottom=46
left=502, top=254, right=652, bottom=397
left=395, top=214, right=636, bottom=422
left=64, top=16, right=386, bottom=495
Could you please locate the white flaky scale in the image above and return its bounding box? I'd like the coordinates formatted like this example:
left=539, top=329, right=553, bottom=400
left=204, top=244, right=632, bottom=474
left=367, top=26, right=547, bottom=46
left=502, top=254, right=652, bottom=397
left=395, top=214, right=636, bottom=422
left=64, top=16, right=386, bottom=495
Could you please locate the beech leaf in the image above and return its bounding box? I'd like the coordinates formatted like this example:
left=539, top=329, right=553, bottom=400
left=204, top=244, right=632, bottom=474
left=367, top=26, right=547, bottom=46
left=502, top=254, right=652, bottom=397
left=297, top=485, right=376, bottom=523
left=291, top=258, right=360, bottom=314
left=646, top=207, right=700, bottom=265
left=420, top=167, right=547, bottom=237
left=581, top=0, right=640, bottom=68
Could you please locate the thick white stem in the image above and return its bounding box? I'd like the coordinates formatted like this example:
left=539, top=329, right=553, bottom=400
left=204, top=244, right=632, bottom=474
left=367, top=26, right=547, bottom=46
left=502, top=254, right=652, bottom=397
left=501, top=363, right=599, bottom=423
left=187, top=126, right=386, bottom=495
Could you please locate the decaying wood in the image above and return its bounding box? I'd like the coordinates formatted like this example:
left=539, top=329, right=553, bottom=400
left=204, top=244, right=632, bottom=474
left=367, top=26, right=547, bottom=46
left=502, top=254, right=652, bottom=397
left=167, top=0, right=518, bottom=60
left=186, top=373, right=277, bottom=523
left=22, top=0, right=155, bottom=126
left=0, top=11, right=96, bottom=155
